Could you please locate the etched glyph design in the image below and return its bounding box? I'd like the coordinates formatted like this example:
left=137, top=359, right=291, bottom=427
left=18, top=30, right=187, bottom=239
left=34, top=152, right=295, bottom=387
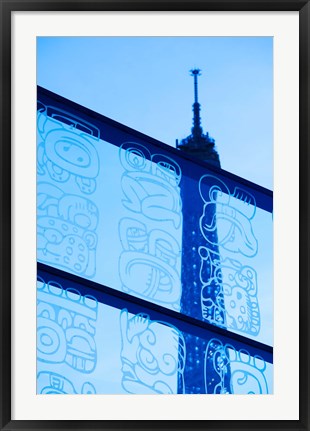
left=205, top=338, right=268, bottom=394
left=37, top=104, right=100, bottom=194
left=37, top=182, right=98, bottom=277
left=37, top=371, right=96, bottom=395
left=199, top=247, right=260, bottom=335
left=119, top=143, right=182, bottom=228
left=199, top=175, right=258, bottom=257
left=118, top=143, right=183, bottom=309
left=120, top=309, right=186, bottom=394
left=37, top=277, right=98, bottom=374
left=198, top=174, right=260, bottom=336
left=37, top=103, right=101, bottom=278
left=119, top=218, right=181, bottom=309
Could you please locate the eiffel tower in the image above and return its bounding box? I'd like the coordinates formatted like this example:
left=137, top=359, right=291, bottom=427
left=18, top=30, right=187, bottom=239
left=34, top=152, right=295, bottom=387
left=177, top=70, right=229, bottom=394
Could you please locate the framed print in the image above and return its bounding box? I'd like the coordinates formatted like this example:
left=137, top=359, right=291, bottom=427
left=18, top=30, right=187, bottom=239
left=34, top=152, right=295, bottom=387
left=1, top=1, right=309, bottom=430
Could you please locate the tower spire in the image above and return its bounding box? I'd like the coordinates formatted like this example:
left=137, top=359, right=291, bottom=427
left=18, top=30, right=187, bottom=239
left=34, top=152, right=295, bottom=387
left=190, top=68, right=203, bottom=138
left=192, top=68, right=200, bottom=103
left=176, top=68, right=220, bottom=167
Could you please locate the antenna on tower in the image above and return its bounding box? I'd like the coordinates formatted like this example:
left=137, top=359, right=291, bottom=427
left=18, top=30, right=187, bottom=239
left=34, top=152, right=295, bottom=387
left=190, top=68, right=201, bottom=103
left=190, top=68, right=203, bottom=138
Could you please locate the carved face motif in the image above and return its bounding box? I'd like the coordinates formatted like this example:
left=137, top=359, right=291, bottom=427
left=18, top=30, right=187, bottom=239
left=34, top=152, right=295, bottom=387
left=37, top=110, right=100, bottom=194
left=199, top=175, right=258, bottom=257
left=120, top=309, right=185, bottom=394
left=200, top=201, right=258, bottom=257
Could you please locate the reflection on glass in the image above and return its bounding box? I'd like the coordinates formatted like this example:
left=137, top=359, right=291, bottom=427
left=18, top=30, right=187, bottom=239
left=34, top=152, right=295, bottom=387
left=37, top=277, right=186, bottom=395
left=205, top=338, right=269, bottom=394
left=36, top=101, right=272, bottom=373
left=119, top=143, right=182, bottom=228
left=120, top=309, right=185, bottom=394
left=37, top=105, right=184, bottom=312
left=198, top=174, right=273, bottom=344
left=199, top=175, right=258, bottom=257
left=37, top=105, right=100, bottom=193
left=37, top=275, right=272, bottom=394
left=37, top=277, right=98, bottom=394
left=118, top=143, right=183, bottom=311
left=37, top=105, right=100, bottom=277
left=37, top=278, right=98, bottom=372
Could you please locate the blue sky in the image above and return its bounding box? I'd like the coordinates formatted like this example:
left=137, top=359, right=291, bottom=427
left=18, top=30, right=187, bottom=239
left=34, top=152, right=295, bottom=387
left=37, top=36, right=273, bottom=189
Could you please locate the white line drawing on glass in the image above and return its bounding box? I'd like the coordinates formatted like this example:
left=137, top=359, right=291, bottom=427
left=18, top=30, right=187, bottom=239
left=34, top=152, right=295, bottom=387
left=120, top=309, right=186, bottom=394
left=37, top=277, right=98, bottom=374
left=119, top=218, right=181, bottom=309
left=198, top=246, right=226, bottom=327
left=37, top=371, right=96, bottom=395
left=37, top=182, right=98, bottom=277
left=198, top=174, right=261, bottom=337
left=119, top=142, right=182, bottom=228
left=199, top=175, right=258, bottom=257
left=204, top=338, right=268, bottom=394
left=37, top=104, right=100, bottom=194
left=220, top=259, right=259, bottom=334
left=199, top=246, right=260, bottom=335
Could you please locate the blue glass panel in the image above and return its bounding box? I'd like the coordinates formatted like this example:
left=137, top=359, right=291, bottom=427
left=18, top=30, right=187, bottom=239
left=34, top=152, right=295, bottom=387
left=37, top=88, right=273, bottom=348
left=198, top=175, right=273, bottom=345
left=37, top=106, right=183, bottom=312
left=117, top=142, right=183, bottom=311
left=37, top=276, right=185, bottom=395
left=37, top=105, right=100, bottom=278
left=119, top=308, right=185, bottom=394
left=37, top=277, right=99, bottom=394
left=37, top=273, right=272, bottom=395
left=205, top=338, right=272, bottom=394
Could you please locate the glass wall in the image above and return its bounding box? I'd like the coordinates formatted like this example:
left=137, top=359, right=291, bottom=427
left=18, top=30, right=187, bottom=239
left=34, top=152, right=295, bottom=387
left=37, top=275, right=272, bottom=395
left=37, top=87, right=273, bottom=394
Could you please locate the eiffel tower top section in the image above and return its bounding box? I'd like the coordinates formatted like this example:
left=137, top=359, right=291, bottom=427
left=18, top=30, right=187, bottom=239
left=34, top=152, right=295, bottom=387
left=176, top=69, right=220, bottom=167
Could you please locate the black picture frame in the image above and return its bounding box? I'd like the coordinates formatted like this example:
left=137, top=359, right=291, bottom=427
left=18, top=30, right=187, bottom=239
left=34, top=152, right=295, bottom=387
left=1, top=1, right=309, bottom=429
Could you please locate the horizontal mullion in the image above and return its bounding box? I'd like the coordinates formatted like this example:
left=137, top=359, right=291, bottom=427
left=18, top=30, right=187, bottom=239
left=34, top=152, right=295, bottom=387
left=37, top=262, right=273, bottom=364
